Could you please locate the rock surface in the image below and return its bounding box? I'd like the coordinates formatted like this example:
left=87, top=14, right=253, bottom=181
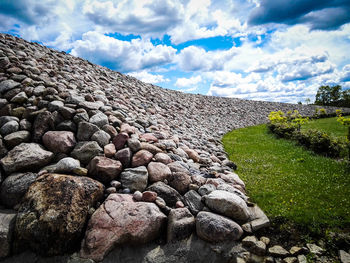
left=0, top=210, right=17, bottom=258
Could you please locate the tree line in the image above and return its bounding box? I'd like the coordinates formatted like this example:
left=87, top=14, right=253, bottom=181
left=314, top=85, right=350, bottom=107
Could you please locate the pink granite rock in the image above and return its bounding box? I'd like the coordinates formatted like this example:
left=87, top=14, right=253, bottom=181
left=154, top=152, right=172, bottom=164
left=103, top=143, right=116, bottom=158
left=42, top=131, right=76, bottom=153
left=131, top=150, right=153, bottom=167
left=184, top=149, right=200, bottom=163
left=142, top=191, right=158, bottom=202
left=168, top=172, right=192, bottom=194
left=112, top=132, right=129, bottom=150
left=147, top=162, right=171, bottom=183
left=139, top=133, right=158, bottom=143
left=88, top=156, right=123, bottom=184
left=120, top=123, right=135, bottom=135
left=115, top=147, right=132, bottom=168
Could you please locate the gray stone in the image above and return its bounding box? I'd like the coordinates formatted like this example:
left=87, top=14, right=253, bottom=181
left=0, top=143, right=54, bottom=174
left=196, top=211, right=243, bottom=242
left=77, top=121, right=99, bottom=141
left=89, top=112, right=108, bottom=128
left=268, top=245, right=289, bottom=257
left=19, top=119, right=31, bottom=131
left=306, top=243, right=324, bottom=256
left=297, top=255, right=307, bottom=263
left=120, top=166, right=148, bottom=192
left=198, top=184, right=216, bottom=196
left=55, top=157, right=81, bottom=173
left=0, top=172, right=38, bottom=208
left=0, top=210, right=17, bottom=258
left=0, top=139, right=7, bottom=158
left=73, top=111, right=89, bottom=124
left=57, top=120, right=77, bottom=132
left=0, top=116, right=19, bottom=128
left=4, top=130, right=31, bottom=148
left=10, top=92, right=27, bottom=104
left=48, top=100, right=64, bottom=112
left=167, top=207, right=195, bottom=242
left=147, top=182, right=182, bottom=207
left=0, top=121, right=19, bottom=136
left=71, top=141, right=103, bottom=165
left=282, top=257, right=298, bottom=263
left=115, top=147, right=132, bottom=168
left=183, top=190, right=204, bottom=215
left=91, top=130, right=111, bottom=147
left=0, top=80, right=20, bottom=94
left=340, top=250, right=350, bottom=263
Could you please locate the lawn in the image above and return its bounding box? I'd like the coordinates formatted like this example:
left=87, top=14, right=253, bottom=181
left=222, top=123, right=350, bottom=230
left=301, top=117, right=347, bottom=140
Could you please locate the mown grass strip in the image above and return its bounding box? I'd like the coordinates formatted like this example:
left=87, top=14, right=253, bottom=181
left=223, top=124, right=350, bottom=230
left=302, top=117, right=347, bottom=140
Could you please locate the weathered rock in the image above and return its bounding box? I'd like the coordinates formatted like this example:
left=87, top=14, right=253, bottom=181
left=80, top=194, right=166, bottom=261
left=89, top=112, right=108, bottom=128
left=0, top=139, right=7, bottom=158
left=167, top=208, right=195, bottom=242
left=147, top=182, right=182, bottom=207
left=184, top=149, right=200, bottom=163
left=133, top=190, right=143, bottom=201
left=42, top=131, right=76, bottom=153
left=203, top=190, right=251, bottom=223
left=0, top=120, right=19, bottom=136
left=142, top=191, right=158, bottom=202
left=120, top=166, right=148, bottom=192
left=196, top=211, right=243, bottom=242
left=77, top=121, right=99, bottom=141
left=104, top=143, right=116, bottom=158
left=198, top=184, right=216, bottom=196
left=112, top=132, right=129, bottom=150
left=306, top=243, right=324, bottom=256
left=10, top=91, right=27, bottom=104
left=147, top=161, right=172, bottom=183
left=184, top=190, right=204, bottom=215
left=55, top=157, right=81, bottom=173
left=0, top=172, right=38, bottom=208
left=127, top=138, right=141, bottom=152
left=132, top=149, right=153, bottom=167
left=115, top=147, right=132, bottom=168
left=15, top=173, right=104, bottom=255
left=0, top=80, right=20, bottom=94
left=339, top=250, right=350, bottom=263
left=91, top=130, right=111, bottom=147
left=0, top=210, right=17, bottom=258
left=32, top=110, right=53, bottom=142
left=268, top=245, right=289, bottom=257
left=140, top=142, right=162, bottom=155
left=88, top=156, right=123, bottom=184
left=48, top=100, right=64, bottom=112
left=3, top=130, right=30, bottom=148
left=168, top=172, right=192, bottom=194
left=154, top=152, right=172, bottom=164
left=71, top=141, right=102, bottom=165
left=0, top=143, right=54, bottom=174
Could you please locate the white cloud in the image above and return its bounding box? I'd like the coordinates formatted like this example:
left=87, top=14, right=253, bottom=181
left=70, top=31, right=176, bottom=72
left=175, top=75, right=202, bottom=88
left=128, top=71, right=169, bottom=84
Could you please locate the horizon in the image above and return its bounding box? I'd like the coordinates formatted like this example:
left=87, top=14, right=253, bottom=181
left=1, top=0, right=349, bottom=104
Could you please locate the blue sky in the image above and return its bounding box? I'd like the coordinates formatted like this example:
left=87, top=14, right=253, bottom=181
left=1, top=0, right=350, bottom=103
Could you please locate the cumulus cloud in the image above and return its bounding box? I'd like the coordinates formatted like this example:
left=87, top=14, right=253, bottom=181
left=339, top=64, right=350, bottom=82
left=70, top=31, right=176, bottom=72
left=175, top=76, right=202, bottom=88
left=248, top=0, right=350, bottom=30
left=127, top=71, right=169, bottom=84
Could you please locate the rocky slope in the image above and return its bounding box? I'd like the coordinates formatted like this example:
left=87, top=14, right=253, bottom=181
left=0, top=33, right=349, bottom=263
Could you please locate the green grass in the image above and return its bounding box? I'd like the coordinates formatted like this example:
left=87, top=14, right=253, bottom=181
left=302, top=117, right=347, bottom=140
left=222, top=124, right=350, bottom=229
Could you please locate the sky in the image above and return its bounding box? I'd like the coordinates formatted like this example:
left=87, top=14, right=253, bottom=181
left=1, top=0, right=350, bottom=103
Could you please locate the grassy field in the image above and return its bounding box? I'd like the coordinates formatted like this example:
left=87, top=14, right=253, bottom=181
left=301, top=117, right=347, bottom=140
left=222, top=123, right=350, bottom=230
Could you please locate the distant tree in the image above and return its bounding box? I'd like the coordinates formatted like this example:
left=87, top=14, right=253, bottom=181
left=315, top=85, right=350, bottom=107
left=305, top=98, right=311, bottom=105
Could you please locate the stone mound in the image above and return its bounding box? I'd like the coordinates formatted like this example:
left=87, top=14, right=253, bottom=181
left=0, top=34, right=347, bottom=262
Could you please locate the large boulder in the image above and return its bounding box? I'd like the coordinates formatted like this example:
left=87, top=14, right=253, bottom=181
left=15, top=173, right=104, bottom=255
left=80, top=194, right=167, bottom=262
left=0, top=209, right=17, bottom=258
left=120, top=166, right=148, bottom=192
left=42, top=131, right=76, bottom=154
left=87, top=156, right=123, bottom=184
left=0, top=172, right=38, bottom=208
left=203, top=190, right=251, bottom=223
left=0, top=143, right=54, bottom=174
left=196, top=211, right=243, bottom=242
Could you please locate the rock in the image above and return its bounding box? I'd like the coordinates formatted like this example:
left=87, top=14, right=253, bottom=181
left=0, top=56, right=10, bottom=69
left=112, top=132, right=129, bottom=150
left=289, top=246, right=304, bottom=256
left=0, top=143, right=54, bottom=174
left=154, top=152, right=172, bottom=164
left=3, top=130, right=30, bottom=148
left=71, top=141, right=102, bottom=165
left=0, top=116, right=19, bottom=128
left=0, top=172, right=38, bottom=208
left=91, top=130, right=111, bottom=147
left=140, top=133, right=158, bottom=143
left=260, top=236, right=270, bottom=246
left=55, top=157, right=81, bottom=173
left=32, top=110, right=53, bottom=142
left=142, top=191, right=157, bottom=202
left=89, top=112, right=108, bottom=128
left=15, top=173, right=104, bottom=255
left=167, top=161, right=189, bottom=174
left=57, top=120, right=77, bottom=132
left=133, top=190, right=142, bottom=201
left=242, top=236, right=258, bottom=247
left=168, top=172, right=192, bottom=194
left=106, top=187, right=117, bottom=194
left=48, top=100, right=64, bottom=112
left=0, top=210, right=17, bottom=258
left=297, top=255, right=307, bottom=263
left=203, top=190, right=251, bottom=223
left=167, top=208, right=195, bottom=242
left=184, top=149, right=200, bottom=162
left=104, top=143, right=116, bottom=158
left=339, top=250, right=350, bottom=263
left=10, top=91, right=27, bottom=104
left=42, top=131, right=76, bottom=153
left=183, top=190, right=204, bottom=215
left=147, top=162, right=172, bottom=183
left=198, top=184, right=216, bottom=196
left=110, top=180, right=121, bottom=189
left=176, top=200, right=185, bottom=208
left=120, top=166, right=148, bottom=192
left=196, top=211, right=243, bottom=242
left=77, top=121, right=99, bottom=141
left=115, top=147, right=132, bottom=168
left=73, top=111, right=89, bottom=124
left=222, top=160, right=237, bottom=170
left=140, top=142, right=162, bottom=155
left=80, top=194, right=166, bottom=262
left=306, top=243, right=324, bottom=256
left=0, top=120, right=19, bottom=136
left=268, top=245, right=289, bottom=257
left=147, top=182, right=182, bottom=207
left=282, top=257, right=298, bottom=263
left=0, top=139, right=7, bottom=158
left=73, top=167, right=88, bottom=176
left=132, top=150, right=153, bottom=167
left=127, top=138, right=141, bottom=152
left=0, top=80, right=20, bottom=94
left=120, top=123, right=135, bottom=134
left=88, top=156, right=123, bottom=184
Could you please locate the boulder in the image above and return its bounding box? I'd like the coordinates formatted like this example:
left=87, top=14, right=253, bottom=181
left=203, top=190, right=251, bottom=223
left=0, top=120, right=19, bottom=136
left=127, top=138, right=141, bottom=152
left=147, top=182, right=182, bottom=207
left=196, top=211, right=243, bottom=242
left=154, top=152, right=172, bottom=164
left=115, top=147, right=132, bottom=168
left=147, top=162, right=172, bottom=183
left=104, top=143, right=116, bottom=158
left=167, top=208, right=195, bottom=242
left=0, top=172, right=38, bottom=208
left=89, top=112, right=108, bottom=128
left=32, top=110, right=53, bottom=142
left=3, top=130, right=30, bottom=148
left=88, top=156, right=123, bottom=184
left=80, top=194, right=166, bottom=262
left=184, top=190, right=204, bottom=215
left=77, top=121, right=99, bottom=141
left=112, top=132, right=129, bottom=150
left=91, top=130, right=111, bottom=147
left=0, top=143, right=54, bottom=174
left=168, top=172, right=192, bottom=194
left=120, top=166, right=148, bottom=192
left=0, top=210, right=17, bottom=258
left=42, top=131, right=76, bottom=154
left=54, top=157, right=80, bottom=173
left=15, top=173, right=104, bottom=255
left=131, top=150, right=153, bottom=167
left=71, top=141, right=102, bottom=165
left=0, top=79, right=20, bottom=94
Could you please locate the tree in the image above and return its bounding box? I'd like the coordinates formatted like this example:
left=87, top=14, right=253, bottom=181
left=315, top=85, right=350, bottom=107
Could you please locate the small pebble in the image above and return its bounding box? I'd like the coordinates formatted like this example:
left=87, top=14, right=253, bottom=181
left=133, top=190, right=142, bottom=201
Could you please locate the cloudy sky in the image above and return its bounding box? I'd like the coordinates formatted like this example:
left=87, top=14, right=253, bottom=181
left=1, top=0, right=350, bottom=103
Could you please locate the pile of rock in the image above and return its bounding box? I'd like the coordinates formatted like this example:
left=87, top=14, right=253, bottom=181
left=0, top=34, right=348, bottom=263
